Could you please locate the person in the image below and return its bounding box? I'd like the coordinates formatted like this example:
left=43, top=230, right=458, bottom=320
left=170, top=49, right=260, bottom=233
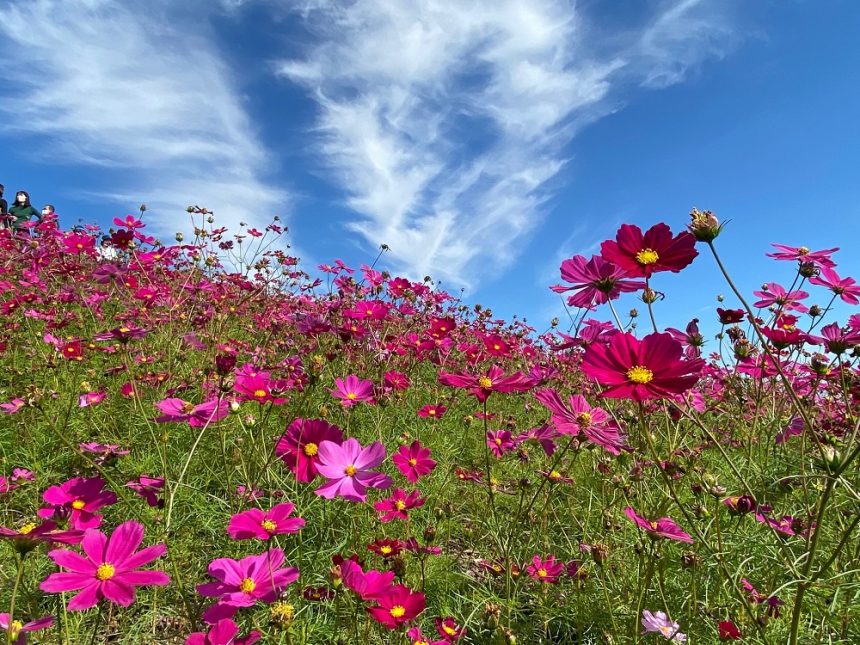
left=41, top=204, right=55, bottom=217
left=7, top=191, right=41, bottom=232
left=96, top=235, right=119, bottom=261
left=0, top=185, right=7, bottom=215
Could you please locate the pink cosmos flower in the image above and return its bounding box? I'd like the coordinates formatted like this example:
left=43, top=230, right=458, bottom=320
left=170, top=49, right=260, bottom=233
left=367, top=584, right=426, bottom=630
left=436, top=617, right=466, bottom=641
left=40, top=521, right=170, bottom=610
left=126, top=476, right=165, bottom=508
left=550, top=254, right=646, bottom=307
left=487, top=430, right=516, bottom=458
left=581, top=332, right=704, bottom=401
left=809, top=267, right=860, bottom=305
left=0, top=614, right=54, bottom=644
left=154, top=398, right=230, bottom=427
left=39, top=477, right=117, bottom=530
left=63, top=233, right=95, bottom=254
left=314, top=438, right=392, bottom=503
left=79, top=443, right=129, bottom=465
left=0, top=521, right=83, bottom=552
left=234, top=373, right=288, bottom=405
left=600, top=223, right=698, bottom=278
left=185, top=618, right=261, bottom=645
left=814, top=322, right=860, bottom=354
left=197, top=549, right=299, bottom=623
left=527, top=555, right=565, bottom=583
left=0, top=476, right=17, bottom=496
left=374, top=489, right=426, bottom=523
left=437, top=364, right=532, bottom=402
left=753, top=282, right=809, bottom=313
left=275, top=418, right=344, bottom=483
left=417, top=404, right=447, bottom=419
left=407, top=627, right=447, bottom=645
left=641, top=610, right=687, bottom=642
left=392, top=441, right=436, bottom=483
left=78, top=391, right=107, bottom=407
left=624, top=507, right=693, bottom=543
left=340, top=560, right=396, bottom=601
left=0, top=398, right=25, bottom=414
left=534, top=388, right=627, bottom=455
left=766, top=243, right=838, bottom=268
left=331, top=375, right=375, bottom=407
left=227, top=502, right=305, bottom=540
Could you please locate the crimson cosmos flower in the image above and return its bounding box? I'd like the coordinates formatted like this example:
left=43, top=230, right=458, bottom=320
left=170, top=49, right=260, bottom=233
left=600, top=223, right=698, bottom=279
left=276, top=418, right=344, bottom=483
left=581, top=332, right=704, bottom=401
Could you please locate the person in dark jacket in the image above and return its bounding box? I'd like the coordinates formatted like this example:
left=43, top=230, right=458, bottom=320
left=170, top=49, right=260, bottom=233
left=8, top=191, right=41, bottom=231
left=0, top=184, right=7, bottom=215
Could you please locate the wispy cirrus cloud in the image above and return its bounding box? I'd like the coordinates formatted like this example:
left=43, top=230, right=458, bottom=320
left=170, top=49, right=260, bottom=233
left=0, top=0, right=286, bottom=239
left=278, top=0, right=738, bottom=290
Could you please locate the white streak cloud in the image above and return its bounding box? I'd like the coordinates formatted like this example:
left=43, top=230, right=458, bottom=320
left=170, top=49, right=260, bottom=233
left=279, top=0, right=737, bottom=289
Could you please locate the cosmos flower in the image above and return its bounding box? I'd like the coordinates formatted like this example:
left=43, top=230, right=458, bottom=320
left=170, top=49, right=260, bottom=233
left=39, top=477, right=117, bottom=530
left=367, top=584, right=426, bottom=630
left=276, top=418, right=344, bottom=483
left=374, top=489, right=426, bottom=523
left=534, top=388, right=627, bottom=455
left=809, top=267, right=860, bottom=305
left=641, top=610, right=687, bottom=642
left=600, top=223, right=698, bottom=279
left=624, top=507, right=693, bottom=543
left=0, top=614, right=54, bottom=644
left=40, top=521, right=169, bottom=610
left=331, top=375, right=375, bottom=407
left=581, top=332, right=704, bottom=401
left=550, top=254, right=645, bottom=307
left=314, top=438, right=392, bottom=503
left=437, top=365, right=532, bottom=402
left=753, top=282, right=809, bottom=313
left=227, top=503, right=305, bottom=541
left=526, top=555, right=565, bottom=584
left=392, top=441, right=436, bottom=483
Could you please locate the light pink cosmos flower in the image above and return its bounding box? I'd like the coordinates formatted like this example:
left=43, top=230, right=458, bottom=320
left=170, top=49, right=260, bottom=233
left=624, top=507, right=693, bottom=543
left=550, top=254, right=645, bottom=308
left=331, top=375, right=375, bottom=407
left=227, top=502, right=305, bottom=541
left=40, top=521, right=170, bottom=610
left=314, top=438, right=392, bottom=503
left=641, top=610, right=687, bottom=642
left=374, top=489, right=426, bottom=523
left=535, top=388, right=627, bottom=455
left=196, top=549, right=299, bottom=623
left=392, top=441, right=436, bottom=483
left=39, top=477, right=117, bottom=530
left=753, top=282, right=809, bottom=313
left=1, top=398, right=25, bottom=414
left=185, top=618, right=261, bottom=645
left=0, top=613, right=54, bottom=644
left=154, top=398, right=230, bottom=427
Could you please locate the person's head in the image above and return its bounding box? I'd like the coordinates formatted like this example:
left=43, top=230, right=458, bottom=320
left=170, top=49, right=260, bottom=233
left=15, top=191, right=30, bottom=206
left=42, top=204, right=55, bottom=216
left=101, top=235, right=112, bottom=247
left=0, top=184, right=4, bottom=196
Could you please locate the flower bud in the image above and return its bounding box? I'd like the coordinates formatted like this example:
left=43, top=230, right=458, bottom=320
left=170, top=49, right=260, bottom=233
left=687, top=208, right=722, bottom=242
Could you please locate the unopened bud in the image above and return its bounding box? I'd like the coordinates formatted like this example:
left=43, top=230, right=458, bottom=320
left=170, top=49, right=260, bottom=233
left=687, top=208, right=722, bottom=242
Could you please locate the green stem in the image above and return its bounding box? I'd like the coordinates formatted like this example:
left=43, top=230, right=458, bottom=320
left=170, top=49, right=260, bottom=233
left=6, top=553, right=25, bottom=645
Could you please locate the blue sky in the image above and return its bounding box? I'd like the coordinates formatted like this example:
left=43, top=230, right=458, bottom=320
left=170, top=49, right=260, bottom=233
left=1, top=0, right=858, bottom=338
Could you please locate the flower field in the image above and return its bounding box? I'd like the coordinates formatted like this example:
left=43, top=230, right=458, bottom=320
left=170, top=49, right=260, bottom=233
left=1, top=209, right=858, bottom=643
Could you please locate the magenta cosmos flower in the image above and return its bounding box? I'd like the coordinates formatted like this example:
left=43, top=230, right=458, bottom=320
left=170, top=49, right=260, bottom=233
left=276, top=418, right=344, bottom=483
left=331, top=375, right=375, bottom=407
left=155, top=398, right=229, bottom=427
left=752, top=282, right=809, bottom=313
left=624, top=507, right=693, bottom=543
left=197, top=549, right=299, bottom=623
left=340, top=560, right=395, bottom=601
left=600, top=223, right=698, bottom=278
left=227, top=502, right=305, bottom=541
left=39, top=477, right=117, bottom=530
left=437, top=364, right=532, bottom=402
left=527, top=555, right=565, bottom=584
left=367, top=584, right=426, bottom=630
left=0, top=614, right=54, bottom=644
left=809, top=267, right=860, bottom=305
left=766, top=243, right=838, bottom=268
left=581, top=332, right=704, bottom=401
left=407, top=627, right=447, bottom=645
left=40, top=521, right=170, bottom=610
left=374, top=489, right=426, bottom=523
left=550, top=254, right=646, bottom=308
left=392, top=441, right=436, bottom=483
left=185, top=618, right=261, bottom=645
left=534, top=388, right=627, bottom=455
left=314, top=438, right=392, bottom=502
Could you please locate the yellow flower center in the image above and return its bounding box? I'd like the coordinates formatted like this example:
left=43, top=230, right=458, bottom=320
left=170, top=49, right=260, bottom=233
left=659, top=625, right=675, bottom=636
left=408, top=458, right=418, bottom=466
left=537, top=568, right=548, bottom=578
left=576, top=412, right=592, bottom=426
left=414, top=641, right=430, bottom=645
left=253, top=389, right=267, bottom=398
left=96, top=563, right=116, bottom=580
left=182, top=401, right=195, bottom=413
left=389, top=605, right=406, bottom=618
left=443, top=625, right=457, bottom=635
left=626, top=365, right=654, bottom=384
left=344, top=464, right=357, bottom=477
left=494, top=437, right=503, bottom=445
left=119, top=326, right=130, bottom=333
left=428, top=409, right=436, bottom=415
left=72, top=499, right=86, bottom=510
left=346, top=392, right=357, bottom=400
left=549, top=470, right=562, bottom=480
left=635, top=248, right=659, bottom=265
left=303, top=442, right=319, bottom=457
left=478, top=376, right=493, bottom=389
left=798, top=246, right=809, bottom=255
left=395, top=500, right=407, bottom=511
left=493, top=344, right=501, bottom=350
left=650, top=521, right=659, bottom=530
left=8, top=620, right=23, bottom=641
left=380, top=546, right=393, bottom=555
left=261, top=520, right=277, bottom=533
left=239, top=577, right=257, bottom=593
left=19, top=522, right=37, bottom=535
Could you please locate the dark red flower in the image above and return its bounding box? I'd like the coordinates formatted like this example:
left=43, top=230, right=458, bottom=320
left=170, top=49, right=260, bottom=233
left=600, top=223, right=698, bottom=278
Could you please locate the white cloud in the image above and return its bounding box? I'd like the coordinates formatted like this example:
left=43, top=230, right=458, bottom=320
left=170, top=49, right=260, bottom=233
left=0, top=0, right=286, bottom=242
left=278, top=0, right=738, bottom=290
